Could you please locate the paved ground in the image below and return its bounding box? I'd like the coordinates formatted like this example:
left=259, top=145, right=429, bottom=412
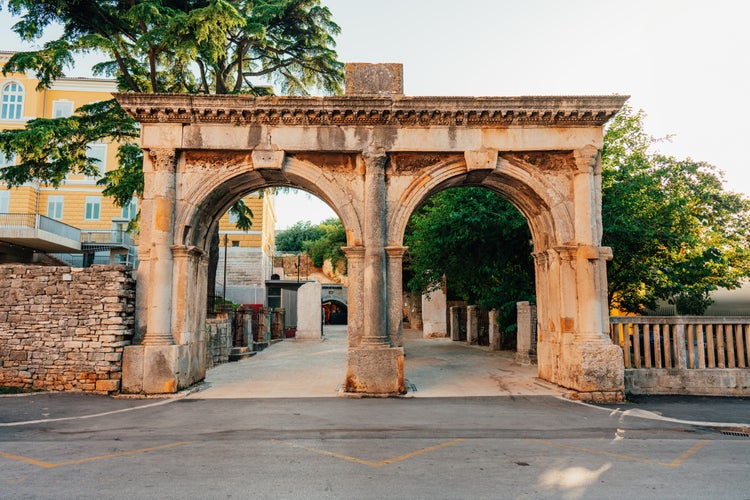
left=189, top=325, right=560, bottom=399
left=1, top=325, right=749, bottom=499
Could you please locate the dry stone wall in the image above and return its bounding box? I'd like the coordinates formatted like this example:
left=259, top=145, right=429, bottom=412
left=0, top=265, right=135, bottom=394
left=206, top=314, right=232, bottom=368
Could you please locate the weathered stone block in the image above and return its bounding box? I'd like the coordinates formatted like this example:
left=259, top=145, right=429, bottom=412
left=121, top=345, right=144, bottom=394
left=344, top=346, right=405, bottom=395
left=344, top=63, right=403, bottom=95
left=142, top=345, right=181, bottom=394
left=95, top=379, right=120, bottom=392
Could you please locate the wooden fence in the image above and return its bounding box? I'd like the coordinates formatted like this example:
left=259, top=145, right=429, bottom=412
left=610, top=316, right=750, bottom=370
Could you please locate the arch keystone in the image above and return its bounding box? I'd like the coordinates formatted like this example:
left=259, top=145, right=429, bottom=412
left=252, top=147, right=285, bottom=169
left=464, top=149, right=498, bottom=171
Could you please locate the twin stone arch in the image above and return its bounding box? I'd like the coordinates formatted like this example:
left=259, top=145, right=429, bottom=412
left=177, top=154, right=569, bottom=255
left=119, top=92, right=626, bottom=399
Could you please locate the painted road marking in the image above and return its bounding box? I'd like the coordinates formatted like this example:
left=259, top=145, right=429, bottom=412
left=0, top=441, right=191, bottom=469
left=0, top=397, right=180, bottom=427
left=532, top=439, right=709, bottom=467
left=276, top=438, right=466, bottom=467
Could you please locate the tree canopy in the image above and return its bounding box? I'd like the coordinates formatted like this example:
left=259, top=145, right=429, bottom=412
left=602, top=105, right=750, bottom=314
left=275, top=218, right=346, bottom=269
left=404, top=187, right=535, bottom=330
left=275, top=220, right=326, bottom=253
left=0, top=0, right=344, bottom=203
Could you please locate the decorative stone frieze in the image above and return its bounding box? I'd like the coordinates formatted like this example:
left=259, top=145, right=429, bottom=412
left=115, top=93, right=627, bottom=127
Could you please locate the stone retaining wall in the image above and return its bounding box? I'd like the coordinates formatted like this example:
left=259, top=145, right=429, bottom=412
left=0, top=265, right=135, bottom=394
left=206, top=314, right=232, bottom=368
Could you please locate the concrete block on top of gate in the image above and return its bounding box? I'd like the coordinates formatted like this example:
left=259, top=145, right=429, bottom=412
left=251, top=146, right=285, bottom=170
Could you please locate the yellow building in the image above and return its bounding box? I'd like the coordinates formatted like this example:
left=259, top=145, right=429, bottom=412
left=0, top=50, right=275, bottom=280
left=216, top=191, right=277, bottom=305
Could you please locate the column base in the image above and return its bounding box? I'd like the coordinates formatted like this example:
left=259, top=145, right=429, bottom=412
left=538, top=336, right=624, bottom=395
left=343, top=346, right=405, bottom=395
left=122, top=344, right=192, bottom=394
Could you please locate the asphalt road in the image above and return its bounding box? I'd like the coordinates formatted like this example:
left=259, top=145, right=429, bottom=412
left=1, top=394, right=748, bottom=499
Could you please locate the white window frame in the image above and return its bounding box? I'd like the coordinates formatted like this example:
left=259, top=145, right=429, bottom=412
left=51, top=99, right=75, bottom=118
left=121, top=198, right=138, bottom=220
left=47, top=195, right=64, bottom=220
left=85, top=143, right=107, bottom=180
left=84, top=196, right=101, bottom=221
left=0, top=191, right=9, bottom=213
left=1, top=81, right=24, bottom=120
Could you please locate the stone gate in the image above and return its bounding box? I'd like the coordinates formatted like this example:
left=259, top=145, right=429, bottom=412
left=118, top=63, right=627, bottom=400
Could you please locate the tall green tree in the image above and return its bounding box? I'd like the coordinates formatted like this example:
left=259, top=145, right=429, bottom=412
left=404, top=187, right=535, bottom=332
left=275, top=220, right=326, bottom=253
left=0, top=0, right=343, bottom=195
left=0, top=0, right=343, bottom=295
left=602, top=106, right=750, bottom=314
left=304, top=217, right=345, bottom=268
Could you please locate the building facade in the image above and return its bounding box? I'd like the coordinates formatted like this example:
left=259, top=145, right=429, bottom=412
left=0, top=51, right=275, bottom=275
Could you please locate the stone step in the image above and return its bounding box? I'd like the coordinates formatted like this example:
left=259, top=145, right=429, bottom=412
left=229, top=346, right=256, bottom=362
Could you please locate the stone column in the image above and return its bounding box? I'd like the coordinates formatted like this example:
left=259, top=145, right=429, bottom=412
left=488, top=309, right=501, bottom=351
left=170, top=244, right=207, bottom=388
left=296, top=282, right=323, bottom=340
left=143, top=148, right=177, bottom=346
left=361, top=149, right=389, bottom=347
left=466, top=305, right=479, bottom=345
left=386, top=245, right=407, bottom=347
left=422, top=287, right=448, bottom=338
left=516, top=302, right=533, bottom=364
left=343, top=246, right=365, bottom=348
left=344, top=149, right=404, bottom=395
left=450, top=306, right=461, bottom=341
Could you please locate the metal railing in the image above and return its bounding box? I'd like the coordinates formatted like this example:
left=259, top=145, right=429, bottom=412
left=610, top=316, right=750, bottom=369
left=80, top=229, right=132, bottom=246
left=0, top=212, right=81, bottom=241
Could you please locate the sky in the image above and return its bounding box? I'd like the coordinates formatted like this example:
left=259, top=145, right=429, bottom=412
left=2, top=1, right=748, bottom=228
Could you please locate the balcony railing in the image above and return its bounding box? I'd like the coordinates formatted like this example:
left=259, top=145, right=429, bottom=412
left=0, top=212, right=81, bottom=242
left=80, top=229, right=132, bottom=246
left=610, top=316, right=750, bottom=369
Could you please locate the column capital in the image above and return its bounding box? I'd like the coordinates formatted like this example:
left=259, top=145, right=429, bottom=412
left=342, top=245, right=366, bottom=260
left=147, top=148, right=177, bottom=172
left=362, top=146, right=388, bottom=167
left=573, top=145, right=601, bottom=175
left=170, top=244, right=206, bottom=260
left=385, top=245, right=408, bottom=258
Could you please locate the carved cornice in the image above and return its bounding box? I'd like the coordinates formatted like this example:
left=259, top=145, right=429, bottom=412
left=115, top=93, right=628, bottom=127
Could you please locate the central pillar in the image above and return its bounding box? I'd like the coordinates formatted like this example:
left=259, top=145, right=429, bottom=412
left=344, top=148, right=405, bottom=395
